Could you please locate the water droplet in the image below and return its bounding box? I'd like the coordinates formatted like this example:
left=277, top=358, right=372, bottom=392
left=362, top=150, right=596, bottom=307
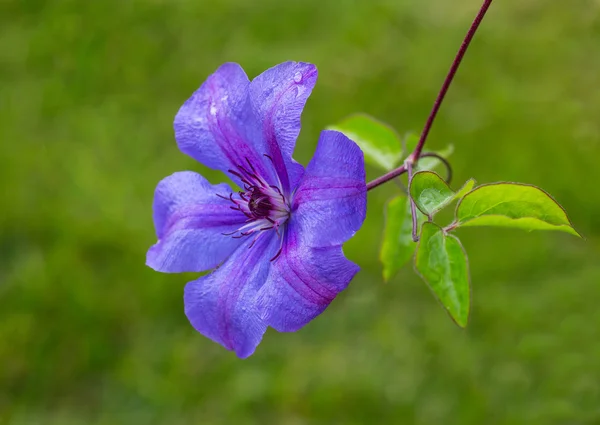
left=293, top=72, right=302, bottom=83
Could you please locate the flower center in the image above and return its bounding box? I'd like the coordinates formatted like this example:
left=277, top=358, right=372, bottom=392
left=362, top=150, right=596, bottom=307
left=248, top=189, right=272, bottom=218
left=217, top=157, right=290, bottom=260
left=241, top=183, right=289, bottom=224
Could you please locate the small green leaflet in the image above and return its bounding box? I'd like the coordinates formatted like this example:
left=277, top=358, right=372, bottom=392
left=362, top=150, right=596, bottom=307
left=455, top=183, right=580, bottom=237
left=415, top=222, right=470, bottom=327
left=409, top=171, right=476, bottom=216
left=328, top=114, right=403, bottom=171
left=380, top=196, right=426, bottom=281
left=410, top=171, right=453, bottom=216
left=454, top=178, right=476, bottom=199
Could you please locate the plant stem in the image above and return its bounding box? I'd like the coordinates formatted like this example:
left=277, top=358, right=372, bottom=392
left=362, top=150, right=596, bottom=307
left=406, top=161, right=420, bottom=242
left=366, top=0, right=493, bottom=192
left=365, top=164, right=407, bottom=191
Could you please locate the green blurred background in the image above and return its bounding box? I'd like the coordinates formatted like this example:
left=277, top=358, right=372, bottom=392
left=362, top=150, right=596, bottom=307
left=2, top=0, right=600, bottom=423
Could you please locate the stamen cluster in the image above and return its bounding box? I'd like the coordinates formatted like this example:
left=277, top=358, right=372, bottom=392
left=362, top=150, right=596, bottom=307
left=217, top=157, right=290, bottom=258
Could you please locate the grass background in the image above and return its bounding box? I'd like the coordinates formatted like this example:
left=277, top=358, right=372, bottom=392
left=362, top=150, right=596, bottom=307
left=2, top=0, right=600, bottom=423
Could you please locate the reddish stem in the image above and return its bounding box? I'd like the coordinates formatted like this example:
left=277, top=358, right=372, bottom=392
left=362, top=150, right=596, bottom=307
left=366, top=0, right=493, bottom=192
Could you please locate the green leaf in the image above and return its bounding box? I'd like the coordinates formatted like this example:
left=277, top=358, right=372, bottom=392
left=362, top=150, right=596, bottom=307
left=410, top=171, right=455, bottom=216
left=380, top=196, right=426, bottom=281
left=410, top=173, right=477, bottom=217
left=414, top=222, right=470, bottom=327
left=455, top=183, right=580, bottom=237
left=328, top=114, right=402, bottom=171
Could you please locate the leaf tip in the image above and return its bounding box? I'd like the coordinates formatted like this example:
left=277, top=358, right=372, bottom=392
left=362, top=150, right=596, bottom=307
left=455, top=313, right=470, bottom=328
left=567, top=226, right=584, bottom=239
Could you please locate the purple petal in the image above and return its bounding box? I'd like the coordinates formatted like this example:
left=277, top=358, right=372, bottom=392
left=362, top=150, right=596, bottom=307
left=173, top=63, right=276, bottom=187
left=249, top=61, right=318, bottom=191
left=292, top=130, right=367, bottom=247
left=184, top=233, right=278, bottom=358
left=146, top=171, right=246, bottom=273
left=255, top=220, right=359, bottom=332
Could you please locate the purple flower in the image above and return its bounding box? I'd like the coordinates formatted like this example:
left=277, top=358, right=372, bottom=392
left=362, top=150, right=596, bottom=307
left=146, top=62, right=367, bottom=358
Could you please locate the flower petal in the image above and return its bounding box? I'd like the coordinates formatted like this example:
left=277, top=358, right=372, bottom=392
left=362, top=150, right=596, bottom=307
left=184, top=233, right=278, bottom=358
left=255, top=220, right=359, bottom=332
left=249, top=61, right=318, bottom=191
left=292, top=130, right=367, bottom=246
left=146, top=171, right=246, bottom=273
left=173, top=63, right=276, bottom=187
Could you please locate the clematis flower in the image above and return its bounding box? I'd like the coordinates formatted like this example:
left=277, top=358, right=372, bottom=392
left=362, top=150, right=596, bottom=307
left=146, top=62, right=367, bottom=358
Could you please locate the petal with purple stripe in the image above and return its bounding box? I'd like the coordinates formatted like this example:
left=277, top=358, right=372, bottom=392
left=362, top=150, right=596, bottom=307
left=184, top=233, right=278, bottom=358
left=292, top=130, right=367, bottom=247
left=173, top=63, right=276, bottom=187
left=255, top=220, right=359, bottom=332
left=146, top=171, right=246, bottom=273
left=249, top=61, right=318, bottom=191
